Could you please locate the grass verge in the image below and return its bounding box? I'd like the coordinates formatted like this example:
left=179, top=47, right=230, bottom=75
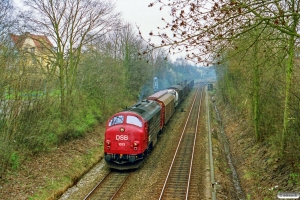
left=28, top=144, right=103, bottom=199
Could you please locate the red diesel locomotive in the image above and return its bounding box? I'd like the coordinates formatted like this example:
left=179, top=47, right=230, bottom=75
left=104, top=80, right=194, bottom=170
left=104, top=100, right=161, bottom=169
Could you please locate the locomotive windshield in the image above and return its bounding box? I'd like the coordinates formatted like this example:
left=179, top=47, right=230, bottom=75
left=108, top=115, right=124, bottom=126
left=126, top=115, right=142, bottom=127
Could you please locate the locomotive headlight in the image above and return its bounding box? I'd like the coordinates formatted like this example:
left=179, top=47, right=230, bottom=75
left=106, top=140, right=111, bottom=145
left=133, top=141, right=139, bottom=147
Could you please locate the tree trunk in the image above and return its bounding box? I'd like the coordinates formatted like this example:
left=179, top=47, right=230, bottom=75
left=282, top=33, right=295, bottom=150
left=253, top=43, right=260, bottom=141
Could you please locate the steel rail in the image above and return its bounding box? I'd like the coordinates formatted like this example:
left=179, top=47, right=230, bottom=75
left=83, top=172, right=111, bottom=200
left=185, top=86, right=203, bottom=200
left=159, top=85, right=202, bottom=200
left=83, top=171, right=131, bottom=200
left=109, top=173, right=131, bottom=200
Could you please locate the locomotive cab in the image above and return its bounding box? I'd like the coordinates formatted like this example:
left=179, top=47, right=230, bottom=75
left=104, top=100, right=161, bottom=165
left=104, top=113, right=146, bottom=164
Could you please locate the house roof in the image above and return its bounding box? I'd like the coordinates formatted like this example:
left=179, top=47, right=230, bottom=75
left=10, top=32, right=54, bottom=52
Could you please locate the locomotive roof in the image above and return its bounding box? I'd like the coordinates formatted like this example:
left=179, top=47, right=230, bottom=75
left=123, top=100, right=160, bottom=121
left=147, top=90, right=168, bottom=100
left=157, top=93, right=174, bottom=105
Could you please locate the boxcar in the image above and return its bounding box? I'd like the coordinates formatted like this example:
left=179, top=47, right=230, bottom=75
left=147, top=90, right=168, bottom=101
left=157, top=93, right=175, bottom=125
left=147, top=90, right=175, bottom=128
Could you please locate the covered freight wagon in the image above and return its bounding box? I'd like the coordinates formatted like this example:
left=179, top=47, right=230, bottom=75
left=147, top=90, right=175, bottom=128
left=157, top=93, right=175, bottom=126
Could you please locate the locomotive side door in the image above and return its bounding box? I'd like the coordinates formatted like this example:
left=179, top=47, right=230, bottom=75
left=145, top=122, right=150, bottom=149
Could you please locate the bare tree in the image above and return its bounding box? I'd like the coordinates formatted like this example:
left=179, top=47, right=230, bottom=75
left=0, top=0, right=15, bottom=41
left=20, top=0, right=121, bottom=119
left=147, top=0, right=300, bottom=151
left=0, top=0, right=15, bottom=96
left=0, top=0, right=20, bottom=177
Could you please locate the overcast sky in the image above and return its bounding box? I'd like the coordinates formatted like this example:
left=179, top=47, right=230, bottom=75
left=12, top=0, right=169, bottom=31
left=115, top=0, right=170, bottom=35
left=114, top=0, right=185, bottom=61
left=12, top=0, right=170, bottom=38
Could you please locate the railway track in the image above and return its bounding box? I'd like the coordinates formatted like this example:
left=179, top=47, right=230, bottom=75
left=60, top=82, right=210, bottom=200
left=154, top=84, right=205, bottom=199
left=83, top=170, right=131, bottom=200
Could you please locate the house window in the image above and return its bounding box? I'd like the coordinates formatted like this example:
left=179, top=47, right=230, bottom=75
left=24, top=47, right=28, bottom=52
left=30, top=47, right=35, bottom=53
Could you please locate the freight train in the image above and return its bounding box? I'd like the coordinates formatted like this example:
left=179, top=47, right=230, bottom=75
left=104, top=80, right=194, bottom=170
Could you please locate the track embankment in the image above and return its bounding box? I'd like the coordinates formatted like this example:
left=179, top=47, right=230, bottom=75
left=211, top=95, right=245, bottom=200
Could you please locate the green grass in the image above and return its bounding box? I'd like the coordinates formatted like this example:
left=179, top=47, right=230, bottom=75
left=4, top=89, right=61, bottom=100
left=288, top=173, right=299, bottom=185
left=28, top=146, right=103, bottom=200
left=9, top=152, right=20, bottom=170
